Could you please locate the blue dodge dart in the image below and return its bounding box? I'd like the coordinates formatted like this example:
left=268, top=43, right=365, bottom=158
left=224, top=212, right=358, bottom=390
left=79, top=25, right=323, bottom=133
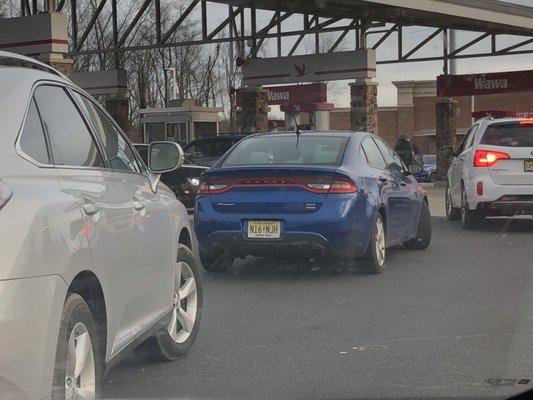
left=195, top=132, right=431, bottom=274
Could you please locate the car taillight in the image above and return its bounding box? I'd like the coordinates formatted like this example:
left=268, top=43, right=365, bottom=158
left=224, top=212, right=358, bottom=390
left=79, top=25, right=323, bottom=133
left=474, top=150, right=510, bottom=167
left=519, top=120, right=533, bottom=126
left=197, top=176, right=357, bottom=195
left=0, top=179, right=13, bottom=211
left=329, top=178, right=358, bottom=194
left=197, top=181, right=229, bottom=195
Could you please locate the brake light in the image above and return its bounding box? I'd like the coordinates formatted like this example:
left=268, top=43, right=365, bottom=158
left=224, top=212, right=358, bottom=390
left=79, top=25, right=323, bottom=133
left=0, top=179, right=13, bottom=210
left=196, top=176, right=357, bottom=195
left=197, top=181, right=228, bottom=195
left=474, top=150, right=510, bottom=167
left=519, top=120, right=533, bottom=126
left=329, top=178, right=358, bottom=194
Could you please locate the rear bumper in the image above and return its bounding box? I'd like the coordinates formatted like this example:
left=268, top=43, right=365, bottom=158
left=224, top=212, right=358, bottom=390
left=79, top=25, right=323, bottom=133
left=195, top=194, right=374, bottom=260
left=477, top=195, right=533, bottom=216
left=465, top=177, right=533, bottom=209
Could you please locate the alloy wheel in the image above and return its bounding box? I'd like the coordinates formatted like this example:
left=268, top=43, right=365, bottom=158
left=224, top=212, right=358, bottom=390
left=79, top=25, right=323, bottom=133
left=167, top=261, right=198, bottom=343
left=65, top=322, right=96, bottom=400
left=375, top=217, right=386, bottom=267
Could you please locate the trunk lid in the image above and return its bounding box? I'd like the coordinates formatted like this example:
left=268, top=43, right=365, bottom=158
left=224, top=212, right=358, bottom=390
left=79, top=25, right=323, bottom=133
left=201, top=166, right=340, bottom=214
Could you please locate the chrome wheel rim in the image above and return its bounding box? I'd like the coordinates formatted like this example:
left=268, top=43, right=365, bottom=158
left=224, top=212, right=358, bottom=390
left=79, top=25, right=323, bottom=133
left=168, top=261, right=198, bottom=343
left=375, top=217, right=386, bottom=266
left=65, top=322, right=95, bottom=400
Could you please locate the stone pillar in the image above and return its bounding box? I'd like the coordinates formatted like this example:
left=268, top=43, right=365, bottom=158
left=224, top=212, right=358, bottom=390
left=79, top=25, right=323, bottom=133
left=311, top=110, right=330, bottom=131
left=436, top=98, right=459, bottom=181
left=105, top=97, right=130, bottom=136
left=350, top=78, right=378, bottom=134
left=239, top=86, right=268, bottom=133
left=0, top=12, right=73, bottom=75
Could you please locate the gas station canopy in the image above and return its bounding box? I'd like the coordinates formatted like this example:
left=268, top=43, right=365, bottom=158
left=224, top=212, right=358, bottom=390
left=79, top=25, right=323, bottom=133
left=212, top=0, right=533, bottom=36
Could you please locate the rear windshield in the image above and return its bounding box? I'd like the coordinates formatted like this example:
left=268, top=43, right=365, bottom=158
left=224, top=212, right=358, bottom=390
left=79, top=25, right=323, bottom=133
left=481, top=123, right=533, bottom=147
left=220, top=135, right=349, bottom=167
left=423, top=155, right=436, bottom=165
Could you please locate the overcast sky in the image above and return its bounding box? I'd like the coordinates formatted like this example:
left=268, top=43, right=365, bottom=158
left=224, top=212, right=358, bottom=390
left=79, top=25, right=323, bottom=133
left=205, top=0, right=533, bottom=113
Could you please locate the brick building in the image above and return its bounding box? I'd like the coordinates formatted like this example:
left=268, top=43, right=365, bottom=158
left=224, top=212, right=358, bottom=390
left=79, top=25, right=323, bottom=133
left=330, top=80, right=533, bottom=154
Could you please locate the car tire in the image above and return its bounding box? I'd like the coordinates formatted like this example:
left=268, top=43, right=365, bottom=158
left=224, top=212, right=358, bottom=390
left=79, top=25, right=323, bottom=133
left=445, top=182, right=461, bottom=221
left=361, top=212, right=386, bottom=274
left=461, top=187, right=485, bottom=230
left=429, top=173, right=436, bottom=183
left=199, top=248, right=234, bottom=272
left=135, top=244, right=203, bottom=361
left=403, top=201, right=432, bottom=250
left=52, top=293, right=102, bottom=400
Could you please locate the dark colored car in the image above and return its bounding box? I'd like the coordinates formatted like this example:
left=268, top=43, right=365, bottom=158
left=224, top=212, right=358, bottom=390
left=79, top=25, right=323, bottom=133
left=134, top=144, right=207, bottom=211
left=182, top=134, right=248, bottom=166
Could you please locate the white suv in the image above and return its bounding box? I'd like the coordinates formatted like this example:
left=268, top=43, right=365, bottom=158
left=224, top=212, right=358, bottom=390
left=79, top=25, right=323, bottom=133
left=0, top=52, right=202, bottom=399
left=444, top=117, right=533, bottom=229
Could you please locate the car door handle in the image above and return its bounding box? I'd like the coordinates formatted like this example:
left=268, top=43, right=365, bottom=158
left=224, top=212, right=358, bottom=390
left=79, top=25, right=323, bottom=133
left=378, top=175, right=389, bottom=182
left=132, top=198, right=145, bottom=211
left=82, top=203, right=99, bottom=216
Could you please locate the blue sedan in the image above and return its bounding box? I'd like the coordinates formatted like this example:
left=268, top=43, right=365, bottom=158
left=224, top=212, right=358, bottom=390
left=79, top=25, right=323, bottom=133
left=415, top=154, right=437, bottom=183
left=195, top=132, right=431, bottom=274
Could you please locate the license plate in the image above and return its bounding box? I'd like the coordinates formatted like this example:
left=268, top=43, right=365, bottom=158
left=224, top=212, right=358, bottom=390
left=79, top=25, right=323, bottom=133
left=247, top=221, right=281, bottom=239
left=525, top=160, right=533, bottom=172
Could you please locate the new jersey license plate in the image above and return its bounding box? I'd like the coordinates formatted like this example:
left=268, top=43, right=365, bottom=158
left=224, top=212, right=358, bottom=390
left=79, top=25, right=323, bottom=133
left=525, top=160, right=533, bottom=172
left=247, top=221, right=281, bottom=239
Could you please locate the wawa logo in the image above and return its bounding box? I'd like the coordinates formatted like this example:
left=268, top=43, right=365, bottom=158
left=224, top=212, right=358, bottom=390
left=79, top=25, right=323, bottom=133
left=474, top=77, right=509, bottom=90
left=268, top=91, right=289, bottom=102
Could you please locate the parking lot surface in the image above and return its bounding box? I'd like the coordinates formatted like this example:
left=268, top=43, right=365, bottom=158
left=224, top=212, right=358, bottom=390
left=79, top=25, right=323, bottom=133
left=103, top=188, right=533, bottom=400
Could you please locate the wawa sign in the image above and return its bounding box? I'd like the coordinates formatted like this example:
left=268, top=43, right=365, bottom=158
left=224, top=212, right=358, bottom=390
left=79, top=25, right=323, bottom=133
left=242, top=49, right=376, bottom=85
left=437, top=70, right=533, bottom=97
left=235, top=83, right=327, bottom=107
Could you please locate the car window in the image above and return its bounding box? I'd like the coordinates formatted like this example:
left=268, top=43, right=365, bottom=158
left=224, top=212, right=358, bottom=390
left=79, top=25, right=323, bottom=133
left=33, top=85, right=104, bottom=168
left=373, top=138, right=404, bottom=173
left=75, top=93, right=141, bottom=173
left=221, top=135, right=348, bottom=166
left=423, top=154, right=436, bottom=165
left=186, top=140, right=213, bottom=158
left=361, top=137, right=387, bottom=169
left=210, top=139, right=234, bottom=157
left=465, top=125, right=479, bottom=148
left=480, top=122, right=533, bottom=147
left=457, top=125, right=477, bottom=154
left=19, top=98, right=50, bottom=164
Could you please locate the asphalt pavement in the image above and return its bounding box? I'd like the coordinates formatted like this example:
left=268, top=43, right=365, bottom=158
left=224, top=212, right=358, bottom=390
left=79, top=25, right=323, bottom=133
left=103, top=187, right=533, bottom=400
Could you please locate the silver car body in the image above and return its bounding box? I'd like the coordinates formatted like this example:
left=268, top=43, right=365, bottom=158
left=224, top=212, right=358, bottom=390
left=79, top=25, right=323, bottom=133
left=0, top=62, right=191, bottom=399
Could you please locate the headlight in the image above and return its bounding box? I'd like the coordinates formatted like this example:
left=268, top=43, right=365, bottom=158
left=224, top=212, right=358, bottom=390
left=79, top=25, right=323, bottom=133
left=187, top=178, right=200, bottom=186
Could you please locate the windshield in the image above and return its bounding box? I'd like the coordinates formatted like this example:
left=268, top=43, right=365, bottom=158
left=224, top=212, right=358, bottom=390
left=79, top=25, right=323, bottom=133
left=221, top=135, right=349, bottom=167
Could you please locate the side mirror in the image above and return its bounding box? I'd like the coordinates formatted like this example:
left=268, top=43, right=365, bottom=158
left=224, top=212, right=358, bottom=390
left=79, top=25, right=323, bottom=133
left=439, top=146, right=456, bottom=159
left=148, top=141, right=184, bottom=173
left=408, top=164, right=423, bottom=175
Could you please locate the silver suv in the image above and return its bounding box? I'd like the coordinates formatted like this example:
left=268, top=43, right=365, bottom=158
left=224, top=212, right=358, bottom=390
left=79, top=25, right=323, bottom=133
left=0, top=52, right=202, bottom=399
left=443, top=117, right=533, bottom=229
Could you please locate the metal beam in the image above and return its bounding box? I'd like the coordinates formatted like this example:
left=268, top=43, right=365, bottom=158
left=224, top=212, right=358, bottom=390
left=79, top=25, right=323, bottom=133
left=498, top=37, right=533, bottom=53
left=448, top=32, right=490, bottom=57
left=161, top=0, right=199, bottom=44
left=117, top=0, right=152, bottom=48
left=70, top=0, right=77, bottom=50
left=328, top=20, right=357, bottom=53
left=371, top=24, right=397, bottom=50
left=154, top=0, right=161, bottom=44
left=402, top=28, right=443, bottom=60
left=76, top=0, right=109, bottom=52
left=55, top=0, right=65, bottom=11
left=201, top=0, right=207, bottom=40
left=207, top=6, right=242, bottom=40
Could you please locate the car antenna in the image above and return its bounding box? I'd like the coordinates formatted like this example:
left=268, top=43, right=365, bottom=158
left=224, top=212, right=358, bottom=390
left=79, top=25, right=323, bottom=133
left=292, top=105, right=301, bottom=147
